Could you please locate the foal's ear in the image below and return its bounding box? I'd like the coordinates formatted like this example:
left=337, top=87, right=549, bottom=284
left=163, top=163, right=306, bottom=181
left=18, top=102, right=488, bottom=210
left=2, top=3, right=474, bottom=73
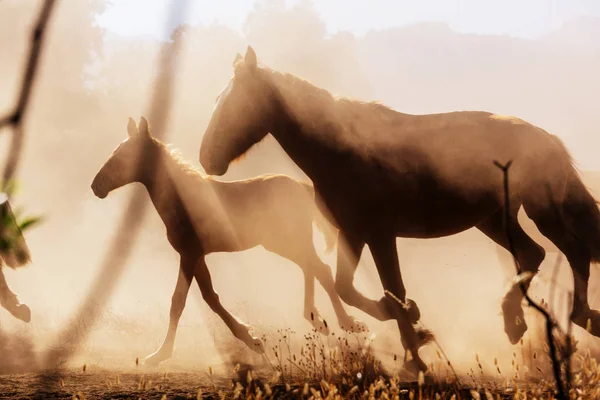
left=127, top=117, right=138, bottom=137
left=244, top=46, right=257, bottom=70
left=233, top=52, right=242, bottom=67
left=138, top=116, right=151, bottom=138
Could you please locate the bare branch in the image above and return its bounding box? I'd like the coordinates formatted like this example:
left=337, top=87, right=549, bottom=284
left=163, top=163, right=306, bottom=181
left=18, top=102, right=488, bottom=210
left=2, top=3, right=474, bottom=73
left=493, top=160, right=569, bottom=399
left=0, top=0, right=58, bottom=184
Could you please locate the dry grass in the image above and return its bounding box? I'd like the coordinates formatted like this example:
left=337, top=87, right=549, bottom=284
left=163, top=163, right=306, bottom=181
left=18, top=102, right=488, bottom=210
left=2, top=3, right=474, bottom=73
left=4, top=321, right=600, bottom=399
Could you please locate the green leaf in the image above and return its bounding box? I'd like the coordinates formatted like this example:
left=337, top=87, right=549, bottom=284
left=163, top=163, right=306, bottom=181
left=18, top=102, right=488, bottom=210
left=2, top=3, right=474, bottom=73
left=18, top=215, right=43, bottom=231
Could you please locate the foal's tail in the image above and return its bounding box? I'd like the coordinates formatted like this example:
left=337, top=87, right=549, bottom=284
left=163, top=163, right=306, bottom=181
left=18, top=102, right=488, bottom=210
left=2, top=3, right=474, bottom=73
left=301, top=182, right=338, bottom=254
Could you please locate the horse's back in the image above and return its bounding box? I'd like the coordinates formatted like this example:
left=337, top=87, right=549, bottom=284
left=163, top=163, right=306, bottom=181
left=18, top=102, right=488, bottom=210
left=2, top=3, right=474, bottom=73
left=323, top=109, right=576, bottom=237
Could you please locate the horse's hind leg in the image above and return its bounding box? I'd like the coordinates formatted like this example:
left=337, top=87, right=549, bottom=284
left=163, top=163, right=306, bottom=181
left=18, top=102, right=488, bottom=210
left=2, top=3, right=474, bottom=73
left=476, top=209, right=546, bottom=344
left=0, top=267, right=31, bottom=323
left=525, top=207, right=600, bottom=335
left=193, top=257, right=264, bottom=353
left=144, top=255, right=194, bottom=366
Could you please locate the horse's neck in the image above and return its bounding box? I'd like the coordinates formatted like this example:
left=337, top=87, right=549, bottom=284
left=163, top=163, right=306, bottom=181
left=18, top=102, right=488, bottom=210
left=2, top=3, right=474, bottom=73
left=268, top=76, right=343, bottom=181
left=143, top=154, right=189, bottom=228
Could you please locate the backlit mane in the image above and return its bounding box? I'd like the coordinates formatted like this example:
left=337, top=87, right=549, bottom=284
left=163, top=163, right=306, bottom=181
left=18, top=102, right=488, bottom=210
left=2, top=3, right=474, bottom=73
left=153, top=138, right=212, bottom=180
left=260, top=66, right=407, bottom=133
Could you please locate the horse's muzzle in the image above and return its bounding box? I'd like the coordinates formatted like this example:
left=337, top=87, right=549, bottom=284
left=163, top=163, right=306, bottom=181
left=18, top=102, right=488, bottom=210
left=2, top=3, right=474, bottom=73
left=91, top=180, right=108, bottom=199
left=199, top=152, right=228, bottom=176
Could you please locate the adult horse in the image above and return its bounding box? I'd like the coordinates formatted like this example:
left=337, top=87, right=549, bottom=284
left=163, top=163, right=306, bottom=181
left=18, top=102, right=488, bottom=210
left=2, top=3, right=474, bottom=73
left=91, top=117, right=365, bottom=366
left=0, top=192, right=32, bottom=323
left=199, top=46, right=600, bottom=373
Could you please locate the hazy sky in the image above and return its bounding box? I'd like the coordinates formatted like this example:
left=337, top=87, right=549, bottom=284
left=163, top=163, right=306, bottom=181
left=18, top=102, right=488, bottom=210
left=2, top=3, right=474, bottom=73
left=96, top=0, right=600, bottom=40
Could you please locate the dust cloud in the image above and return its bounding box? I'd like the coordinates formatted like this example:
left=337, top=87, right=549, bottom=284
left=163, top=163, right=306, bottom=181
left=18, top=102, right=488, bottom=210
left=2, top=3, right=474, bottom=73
left=1, top=0, right=600, bottom=377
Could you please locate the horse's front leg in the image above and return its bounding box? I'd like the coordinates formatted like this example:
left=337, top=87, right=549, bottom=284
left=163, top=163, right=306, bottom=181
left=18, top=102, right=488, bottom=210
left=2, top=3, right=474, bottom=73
left=369, top=235, right=428, bottom=375
left=145, top=255, right=194, bottom=366
left=193, top=257, right=264, bottom=353
left=334, top=231, right=418, bottom=322
left=0, top=267, right=31, bottom=323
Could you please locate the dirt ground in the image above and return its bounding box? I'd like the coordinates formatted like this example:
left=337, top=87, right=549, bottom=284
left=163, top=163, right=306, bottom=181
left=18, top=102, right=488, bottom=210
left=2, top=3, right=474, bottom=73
left=0, top=371, right=495, bottom=400
left=0, top=370, right=227, bottom=399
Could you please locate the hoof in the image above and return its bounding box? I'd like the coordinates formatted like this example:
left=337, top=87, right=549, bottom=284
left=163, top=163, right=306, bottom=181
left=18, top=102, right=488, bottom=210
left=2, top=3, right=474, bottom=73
left=502, top=297, right=527, bottom=344
left=340, top=316, right=369, bottom=333
left=573, top=308, right=600, bottom=337
left=405, top=299, right=420, bottom=324
left=1, top=297, right=31, bottom=323
left=306, top=311, right=331, bottom=335
left=249, top=337, right=265, bottom=354
left=402, top=356, right=428, bottom=377
left=144, top=352, right=169, bottom=367
left=12, top=303, right=31, bottom=323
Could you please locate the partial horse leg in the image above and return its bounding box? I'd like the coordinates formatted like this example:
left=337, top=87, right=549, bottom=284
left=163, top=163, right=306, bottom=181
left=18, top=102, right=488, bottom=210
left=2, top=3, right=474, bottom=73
left=477, top=209, right=546, bottom=344
left=334, top=232, right=394, bottom=321
left=0, top=267, right=31, bottom=323
left=289, top=246, right=367, bottom=334
left=300, top=263, right=330, bottom=334
left=368, top=234, right=427, bottom=373
left=193, top=257, right=264, bottom=353
left=334, top=231, right=420, bottom=323
left=262, top=225, right=366, bottom=334
left=526, top=210, right=600, bottom=335
left=311, top=257, right=369, bottom=333
left=144, top=256, right=194, bottom=366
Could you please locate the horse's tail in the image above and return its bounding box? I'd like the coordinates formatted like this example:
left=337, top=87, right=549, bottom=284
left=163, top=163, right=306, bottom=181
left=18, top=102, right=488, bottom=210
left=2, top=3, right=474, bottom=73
left=561, top=170, right=600, bottom=263
left=301, top=181, right=338, bottom=254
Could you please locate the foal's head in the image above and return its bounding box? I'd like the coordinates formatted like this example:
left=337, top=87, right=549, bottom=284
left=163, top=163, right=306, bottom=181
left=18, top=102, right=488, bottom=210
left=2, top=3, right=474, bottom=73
left=199, top=46, right=276, bottom=176
left=91, top=117, right=157, bottom=199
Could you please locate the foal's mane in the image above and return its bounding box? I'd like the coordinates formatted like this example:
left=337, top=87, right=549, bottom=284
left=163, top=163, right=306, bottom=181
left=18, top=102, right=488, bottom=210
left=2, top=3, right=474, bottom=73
left=153, top=138, right=213, bottom=180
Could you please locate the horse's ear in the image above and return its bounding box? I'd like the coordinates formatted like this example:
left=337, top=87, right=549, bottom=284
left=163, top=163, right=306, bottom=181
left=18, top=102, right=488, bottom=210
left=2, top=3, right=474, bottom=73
left=233, top=52, right=242, bottom=67
left=127, top=117, right=138, bottom=137
left=138, top=117, right=151, bottom=138
left=244, top=46, right=257, bottom=69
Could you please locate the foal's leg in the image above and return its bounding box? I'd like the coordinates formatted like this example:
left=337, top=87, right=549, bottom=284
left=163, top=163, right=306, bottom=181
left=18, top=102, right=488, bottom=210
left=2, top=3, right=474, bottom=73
left=476, top=210, right=546, bottom=344
left=300, top=265, right=330, bottom=334
left=265, top=225, right=367, bottom=334
left=281, top=246, right=367, bottom=334
left=193, top=257, right=264, bottom=353
left=310, top=256, right=368, bottom=333
left=0, top=267, right=31, bottom=323
left=145, top=256, right=194, bottom=366
left=368, top=234, right=428, bottom=373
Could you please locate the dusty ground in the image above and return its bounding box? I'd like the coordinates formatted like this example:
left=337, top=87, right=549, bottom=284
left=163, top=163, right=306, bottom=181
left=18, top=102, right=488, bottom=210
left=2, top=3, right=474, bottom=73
left=0, top=370, right=229, bottom=399
left=0, top=370, right=504, bottom=400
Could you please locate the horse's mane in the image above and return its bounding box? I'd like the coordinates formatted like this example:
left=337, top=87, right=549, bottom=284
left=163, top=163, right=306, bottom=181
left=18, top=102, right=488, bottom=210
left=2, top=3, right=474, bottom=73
left=261, top=65, right=404, bottom=123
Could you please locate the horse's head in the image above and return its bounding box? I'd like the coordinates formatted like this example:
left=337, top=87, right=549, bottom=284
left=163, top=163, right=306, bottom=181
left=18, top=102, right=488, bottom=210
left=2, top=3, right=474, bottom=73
left=0, top=194, right=31, bottom=268
left=91, top=117, right=155, bottom=199
left=200, top=46, right=275, bottom=176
